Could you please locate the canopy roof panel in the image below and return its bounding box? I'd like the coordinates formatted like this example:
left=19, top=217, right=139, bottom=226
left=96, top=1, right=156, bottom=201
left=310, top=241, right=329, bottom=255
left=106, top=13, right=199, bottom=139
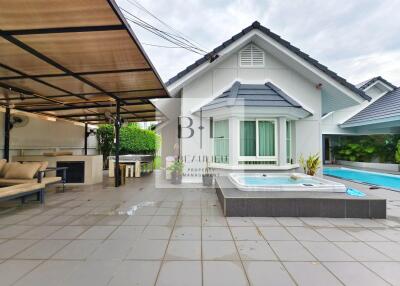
left=0, top=0, right=168, bottom=123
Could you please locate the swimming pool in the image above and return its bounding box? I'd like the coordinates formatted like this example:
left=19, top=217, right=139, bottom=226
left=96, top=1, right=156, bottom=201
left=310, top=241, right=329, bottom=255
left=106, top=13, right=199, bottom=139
left=323, top=167, right=400, bottom=191
left=229, top=173, right=346, bottom=192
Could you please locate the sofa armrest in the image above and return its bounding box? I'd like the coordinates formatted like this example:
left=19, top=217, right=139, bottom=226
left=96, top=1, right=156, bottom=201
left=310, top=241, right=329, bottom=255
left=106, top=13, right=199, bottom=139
left=37, top=167, right=68, bottom=183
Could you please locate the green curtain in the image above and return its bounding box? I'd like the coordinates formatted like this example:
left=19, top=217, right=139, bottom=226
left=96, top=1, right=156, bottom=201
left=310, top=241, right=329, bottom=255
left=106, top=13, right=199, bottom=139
left=214, top=120, right=229, bottom=163
left=258, top=121, right=275, bottom=156
left=240, top=121, right=256, bottom=156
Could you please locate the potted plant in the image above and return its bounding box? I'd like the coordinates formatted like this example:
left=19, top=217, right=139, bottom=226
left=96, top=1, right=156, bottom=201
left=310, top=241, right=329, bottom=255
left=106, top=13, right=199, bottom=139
left=202, top=160, right=213, bottom=186
left=299, top=153, right=321, bottom=176
left=168, top=160, right=184, bottom=184
left=395, top=140, right=400, bottom=171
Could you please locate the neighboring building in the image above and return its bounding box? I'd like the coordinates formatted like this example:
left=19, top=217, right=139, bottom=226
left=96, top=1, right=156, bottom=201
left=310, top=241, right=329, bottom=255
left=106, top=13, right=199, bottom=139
left=154, top=21, right=370, bottom=182
left=322, top=76, right=398, bottom=163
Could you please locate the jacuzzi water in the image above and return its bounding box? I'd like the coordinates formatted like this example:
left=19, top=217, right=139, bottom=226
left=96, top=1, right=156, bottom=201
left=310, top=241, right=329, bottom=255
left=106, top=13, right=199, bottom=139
left=229, top=173, right=347, bottom=192
left=323, top=167, right=400, bottom=191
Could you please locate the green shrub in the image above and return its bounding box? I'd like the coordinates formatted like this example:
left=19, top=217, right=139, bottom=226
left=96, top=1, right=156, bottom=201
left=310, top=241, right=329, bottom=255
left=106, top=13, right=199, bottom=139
left=96, top=123, right=160, bottom=168
left=395, top=140, right=400, bottom=164
left=333, top=135, right=400, bottom=163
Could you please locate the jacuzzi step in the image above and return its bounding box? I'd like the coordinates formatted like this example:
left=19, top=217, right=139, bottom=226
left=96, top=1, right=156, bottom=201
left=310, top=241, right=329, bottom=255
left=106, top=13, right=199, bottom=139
left=215, top=177, right=386, bottom=218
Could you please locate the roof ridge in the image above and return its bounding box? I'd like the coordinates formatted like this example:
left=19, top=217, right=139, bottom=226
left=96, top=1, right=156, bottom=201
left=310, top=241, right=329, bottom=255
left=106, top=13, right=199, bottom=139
left=166, top=21, right=370, bottom=101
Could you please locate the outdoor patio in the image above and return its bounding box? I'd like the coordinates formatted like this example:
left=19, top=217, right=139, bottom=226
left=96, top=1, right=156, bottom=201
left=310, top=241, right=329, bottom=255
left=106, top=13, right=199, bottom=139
left=0, top=173, right=400, bottom=286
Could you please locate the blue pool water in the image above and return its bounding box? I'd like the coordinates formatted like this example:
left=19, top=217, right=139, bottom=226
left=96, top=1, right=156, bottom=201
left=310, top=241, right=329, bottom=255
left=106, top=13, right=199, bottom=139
left=241, top=177, right=322, bottom=186
left=346, top=188, right=366, bottom=197
left=324, top=167, right=400, bottom=191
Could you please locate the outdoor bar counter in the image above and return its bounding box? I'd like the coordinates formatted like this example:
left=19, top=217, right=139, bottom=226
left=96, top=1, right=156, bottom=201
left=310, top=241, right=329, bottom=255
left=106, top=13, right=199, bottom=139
left=13, top=155, right=103, bottom=185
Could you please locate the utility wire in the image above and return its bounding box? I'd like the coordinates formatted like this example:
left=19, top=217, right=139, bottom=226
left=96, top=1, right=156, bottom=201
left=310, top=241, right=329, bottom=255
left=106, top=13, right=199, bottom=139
left=125, top=0, right=208, bottom=52
left=119, top=5, right=208, bottom=55
left=121, top=7, right=206, bottom=54
left=122, top=11, right=206, bottom=55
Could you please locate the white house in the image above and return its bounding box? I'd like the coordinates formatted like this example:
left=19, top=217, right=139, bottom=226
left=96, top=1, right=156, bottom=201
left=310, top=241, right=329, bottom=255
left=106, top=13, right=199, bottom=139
left=154, top=21, right=370, bottom=182
left=322, top=76, right=399, bottom=163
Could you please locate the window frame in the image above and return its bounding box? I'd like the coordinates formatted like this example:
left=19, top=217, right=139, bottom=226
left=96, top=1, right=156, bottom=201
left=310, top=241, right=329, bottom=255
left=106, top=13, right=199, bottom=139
left=239, top=118, right=278, bottom=162
left=212, top=119, right=230, bottom=164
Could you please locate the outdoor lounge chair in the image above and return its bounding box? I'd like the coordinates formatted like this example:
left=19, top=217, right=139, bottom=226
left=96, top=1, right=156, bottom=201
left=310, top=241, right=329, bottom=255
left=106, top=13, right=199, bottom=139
left=0, top=182, right=46, bottom=204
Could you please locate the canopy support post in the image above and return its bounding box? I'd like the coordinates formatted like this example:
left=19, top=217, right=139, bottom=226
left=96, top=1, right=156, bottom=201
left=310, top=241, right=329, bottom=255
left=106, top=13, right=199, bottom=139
left=3, top=107, right=10, bottom=161
left=114, top=100, right=121, bottom=187
left=84, top=123, right=88, bottom=155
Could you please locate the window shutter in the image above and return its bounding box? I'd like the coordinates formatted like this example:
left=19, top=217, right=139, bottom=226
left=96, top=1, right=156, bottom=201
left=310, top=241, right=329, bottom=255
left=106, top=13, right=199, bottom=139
left=239, top=44, right=264, bottom=67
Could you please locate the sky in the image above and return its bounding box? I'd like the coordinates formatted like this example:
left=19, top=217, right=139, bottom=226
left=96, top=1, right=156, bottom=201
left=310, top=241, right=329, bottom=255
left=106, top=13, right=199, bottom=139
left=117, top=0, right=400, bottom=86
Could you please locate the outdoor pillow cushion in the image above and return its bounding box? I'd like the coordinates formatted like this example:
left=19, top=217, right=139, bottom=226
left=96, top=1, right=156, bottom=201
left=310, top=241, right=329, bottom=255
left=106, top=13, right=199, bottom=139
left=4, top=162, right=41, bottom=179
left=0, top=159, right=6, bottom=175
left=0, top=162, right=20, bottom=178
left=23, top=161, right=48, bottom=172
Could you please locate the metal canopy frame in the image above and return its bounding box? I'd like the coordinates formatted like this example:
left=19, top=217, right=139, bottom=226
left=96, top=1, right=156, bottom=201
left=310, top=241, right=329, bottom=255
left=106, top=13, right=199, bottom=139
left=0, top=0, right=169, bottom=186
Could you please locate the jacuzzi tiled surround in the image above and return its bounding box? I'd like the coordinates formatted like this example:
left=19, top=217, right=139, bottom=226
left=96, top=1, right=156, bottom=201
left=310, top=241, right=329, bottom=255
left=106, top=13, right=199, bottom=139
left=216, top=177, right=386, bottom=218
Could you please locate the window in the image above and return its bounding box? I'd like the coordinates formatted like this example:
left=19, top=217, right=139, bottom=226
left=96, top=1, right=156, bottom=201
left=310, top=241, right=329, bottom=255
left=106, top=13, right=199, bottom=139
left=286, top=121, right=292, bottom=163
left=213, top=120, right=229, bottom=163
left=239, top=44, right=265, bottom=67
left=240, top=120, right=276, bottom=159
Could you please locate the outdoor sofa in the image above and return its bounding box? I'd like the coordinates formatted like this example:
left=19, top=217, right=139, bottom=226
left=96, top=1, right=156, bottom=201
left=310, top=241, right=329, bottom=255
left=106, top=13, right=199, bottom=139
left=0, top=159, right=67, bottom=204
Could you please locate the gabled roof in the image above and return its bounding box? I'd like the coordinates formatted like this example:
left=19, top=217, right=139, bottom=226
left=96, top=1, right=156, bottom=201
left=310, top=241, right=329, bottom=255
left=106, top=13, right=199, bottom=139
left=201, top=81, right=310, bottom=114
left=356, top=76, right=397, bottom=90
left=166, top=21, right=369, bottom=101
left=342, top=87, right=400, bottom=127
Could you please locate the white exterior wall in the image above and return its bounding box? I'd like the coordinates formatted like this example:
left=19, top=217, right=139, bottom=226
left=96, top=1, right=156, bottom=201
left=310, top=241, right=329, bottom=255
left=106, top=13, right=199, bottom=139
left=0, top=109, right=97, bottom=159
left=178, top=47, right=322, bottom=181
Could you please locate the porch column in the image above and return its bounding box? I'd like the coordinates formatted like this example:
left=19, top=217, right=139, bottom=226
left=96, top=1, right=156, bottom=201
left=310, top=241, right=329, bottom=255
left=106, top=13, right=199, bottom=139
left=278, top=117, right=287, bottom=166
left=3, top=107, right=10, bottom=161
left=229, top=117, right=239, bottom=166
left=114, top=100, right=121, bottom=187
left=84, top=123, right=88, bottom=155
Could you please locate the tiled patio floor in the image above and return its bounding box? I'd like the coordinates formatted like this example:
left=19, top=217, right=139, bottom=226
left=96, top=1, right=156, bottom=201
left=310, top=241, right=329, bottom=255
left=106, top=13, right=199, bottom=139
left=0, top=172, right=400, bottom=285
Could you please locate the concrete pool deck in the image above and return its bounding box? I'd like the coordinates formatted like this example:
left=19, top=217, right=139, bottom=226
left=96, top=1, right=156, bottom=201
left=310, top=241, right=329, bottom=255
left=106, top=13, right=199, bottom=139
left=0, top=171, right=399, bottom=286
left=216, top=177, right=386, bottom=218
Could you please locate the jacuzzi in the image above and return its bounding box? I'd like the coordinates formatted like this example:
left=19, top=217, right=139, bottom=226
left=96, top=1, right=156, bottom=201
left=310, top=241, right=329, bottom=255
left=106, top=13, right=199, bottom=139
left=229, top=173, right=346, bottom=192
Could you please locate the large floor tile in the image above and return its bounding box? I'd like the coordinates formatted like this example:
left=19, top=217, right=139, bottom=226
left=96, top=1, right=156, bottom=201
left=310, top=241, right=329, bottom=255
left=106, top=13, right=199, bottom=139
left=141, top=226, right=172, bottom=239
left=171, top=226, right=201, bottom=240
left=244, top=261, right=294, bottom=286
left=269, top=241, right=315, bottom=261
left=335, top=242, right=391, bottom=261
left=343, top=228, right=388, bottom=241
left=78, top=226, right=116, bottom=239
left=367, top=241, right=400, bottom=260
left=47, top=226, right=89, bottom=239
left=364, top=262, right=400, bottom=286
left=286, top=227, right=327, bottom=241
left=108, top=260, right=161, bottom=286
left=165, top=240, right=201, bottom=260
left=0, top=239, right=37, bottom=259
left=236, top=240, right=277, bottom=261
left=258, top=227, right=295, bottom=241
left=316, top=227, right=358, bottom=241
left=18, top=226, right=61, bottom=239
left=0, top=259, right=42, bottom=286
left=15, top=239, right=70, bottom=259
left=89, top=240, right=134, bottom=260
left=148, top=215, right=176, bottom=226
left=202, top=227, right=232, bottom=240
left=226, top=217, right=254, bottom=227
left=156, top=261, right=202, bottom=286
left=203, top=261, right=248, bottom=286
left=301, top=241, right=354, bottom=261
left=324, top=262, right=390, bottom=286
left=122, top=215, right=153, bottom=226
left=13, top=260, right=81, bottom=286
left=230, top=227, right=264, bottom=241
left=52, top=240, right=102, bottom=260
left=284, top=262, right=341, bottom=286
left=202, top=240, right=239, bottom=260
left=0, top=225, right=33, bottom=239
left=108, top=226, right=143, bottom=240
left=126, top=239, right=168, bottom=260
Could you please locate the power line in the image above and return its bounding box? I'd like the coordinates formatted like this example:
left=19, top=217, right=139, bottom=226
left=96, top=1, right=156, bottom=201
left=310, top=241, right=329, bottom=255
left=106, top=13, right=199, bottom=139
left=142, top=42, right=184, bottom=49
left=118, top=4, right=208, bottom=56
left=121, top=10, right=206, bottom=55
left=125, top=0, right=208, bottom=52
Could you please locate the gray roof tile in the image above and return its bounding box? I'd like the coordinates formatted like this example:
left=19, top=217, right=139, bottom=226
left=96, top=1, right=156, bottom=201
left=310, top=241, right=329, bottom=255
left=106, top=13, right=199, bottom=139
left=342, top=87, right=400, bottom=127
left=166, top=21, right=370, bottom=101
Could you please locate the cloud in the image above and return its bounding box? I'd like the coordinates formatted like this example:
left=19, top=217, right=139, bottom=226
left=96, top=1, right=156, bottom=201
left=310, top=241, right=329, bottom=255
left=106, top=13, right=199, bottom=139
left=117, top=0, right=400, bottom=86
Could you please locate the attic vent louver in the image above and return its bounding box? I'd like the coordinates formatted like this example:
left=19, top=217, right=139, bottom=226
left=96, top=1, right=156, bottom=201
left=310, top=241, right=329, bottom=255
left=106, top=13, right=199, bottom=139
left=239, top=44, right=265, bottom=67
